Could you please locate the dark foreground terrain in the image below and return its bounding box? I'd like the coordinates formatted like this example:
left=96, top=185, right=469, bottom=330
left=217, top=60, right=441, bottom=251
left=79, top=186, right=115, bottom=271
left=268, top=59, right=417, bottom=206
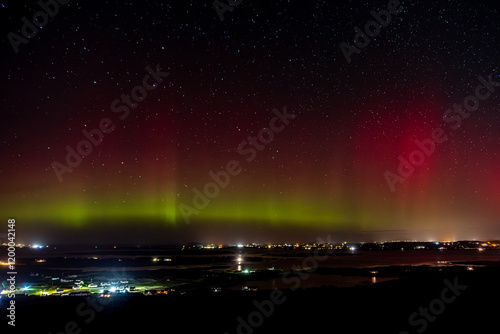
left=2, top=264, right=500, bottom=334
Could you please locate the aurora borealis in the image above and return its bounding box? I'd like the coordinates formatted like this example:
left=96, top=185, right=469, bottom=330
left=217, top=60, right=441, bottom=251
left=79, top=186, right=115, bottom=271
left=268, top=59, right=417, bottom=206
left=1, top=0, right=500, bottom=244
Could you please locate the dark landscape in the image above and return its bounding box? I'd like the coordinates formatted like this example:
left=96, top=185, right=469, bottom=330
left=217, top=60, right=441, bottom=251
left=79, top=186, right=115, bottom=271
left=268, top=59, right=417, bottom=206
left=2, top=244, right=500, bottom=333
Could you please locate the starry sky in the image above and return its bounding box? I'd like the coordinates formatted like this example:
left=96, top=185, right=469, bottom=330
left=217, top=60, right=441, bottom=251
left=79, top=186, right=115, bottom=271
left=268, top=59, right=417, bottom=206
left=1, top=0, right=500, bottom=245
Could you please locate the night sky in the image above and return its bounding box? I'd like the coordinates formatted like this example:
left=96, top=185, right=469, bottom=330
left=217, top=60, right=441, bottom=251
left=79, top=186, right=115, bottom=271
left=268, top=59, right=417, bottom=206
left=1, top=0, right=500, bottom=245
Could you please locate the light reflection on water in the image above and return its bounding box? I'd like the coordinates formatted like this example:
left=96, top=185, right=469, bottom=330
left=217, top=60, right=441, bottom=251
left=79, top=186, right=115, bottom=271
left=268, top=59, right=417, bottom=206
left=33, top=249, right=500, bottom=279
left=228, top=250, right=500, bottom=289
left=231, top=274, right=399, bottom=290
left=232, top=249, right=500, bottom=271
